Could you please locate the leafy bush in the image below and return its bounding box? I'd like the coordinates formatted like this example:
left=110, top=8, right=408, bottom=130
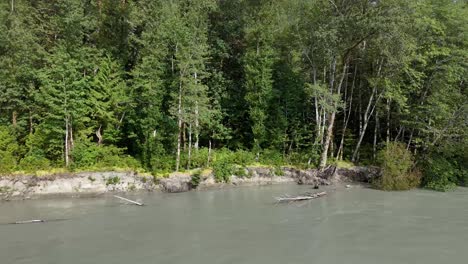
left=233, top=166, right=248, bottom=177
left=273, top=166, right=284, bottom=176
left=18, top=155, right=51, bottom=172
left=259, top=149, right=284, bottom=166
left=106, top=176, right=120, bottom=185
left=286, top=149, right=320, bottom=168
left=212, top=158, right=233, bottom=182
left=150, top=154, right=175, bottom=174
left=229, top=149, right=255, bottom=166
left=187, top=148, right=210, bottom=168
left=374, top=142, right=421, bottom=191
left=71, top=140, right=140, bottom=170
left=423, top=156, right=459, bottom=191
left=179, top=148, right=210, bottom=169
left=190, top=169, right=202, bottom=188
left=0, top=151, right=16, bottom=174
left=0, top=126, right=20, bottom=174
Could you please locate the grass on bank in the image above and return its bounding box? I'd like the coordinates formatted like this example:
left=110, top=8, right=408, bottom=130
left=1, top=144, right=465, bottom=192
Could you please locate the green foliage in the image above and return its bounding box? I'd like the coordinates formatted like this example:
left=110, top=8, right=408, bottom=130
left=374, top=143, right=421, bottom=191
left=259, top=149, right=284, bottom=167
left=181, top=148, right=210, bottom=169
left=0, top=126, right=19, bottom=173
left=227, top=149, right=256, bottom=166
left=0, top=152, right=16, bottom=174
left=71, top=140, right=140, bottom=171
left=0, top=0, right=465, bottom=190
left=422, top=153, right=467, bottom=191
left=149, top=155, right=175, bottom=174
left=18, top=155, right=51, bottom=172
left=190, top=169, right=202, bottom=188
left=106, top=176, right=120, bottom=186
left=212, top=159, right=232, bottom=183
left=233, top=166, right=248, bottom=178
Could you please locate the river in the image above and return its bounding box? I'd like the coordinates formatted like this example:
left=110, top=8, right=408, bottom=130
left=1, top=184, right=468, bottom=264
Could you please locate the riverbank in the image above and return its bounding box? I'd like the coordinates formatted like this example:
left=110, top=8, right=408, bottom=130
left=0, top=166, right=380, bottom=200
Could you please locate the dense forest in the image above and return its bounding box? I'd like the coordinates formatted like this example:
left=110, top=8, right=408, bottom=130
left=0, top=0, right=466, bottom=190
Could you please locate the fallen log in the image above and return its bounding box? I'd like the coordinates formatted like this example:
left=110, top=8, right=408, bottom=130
left=114, top=195, right=144, bottom=206
left=13, top=219, right=44, bottom=224
left=275, top=191, right=327, bottom=203
left=6, top=219, right=68, bottom=225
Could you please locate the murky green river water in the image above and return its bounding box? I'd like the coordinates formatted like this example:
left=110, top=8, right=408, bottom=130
left=1, top=184, right=468, bottom=264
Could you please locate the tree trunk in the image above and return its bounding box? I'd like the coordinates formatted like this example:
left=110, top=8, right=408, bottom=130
left=386, top=98, right=391, bottom=143
left=96, top=125, right=103, bottom=146
left=12, top=111, right=17, bottom=128
left=187, top=123, right=192, bottom=170
left=351, top=86, right=378, bottom=162
left=394, top=126, right=403, bottom=142
left=175, top=81, right=183, bottom=172
left=352, top=59, right=382, bottom=162
left=182, top=122, right=186, bottom=151
left=336, top=65, right=356, bottom=160
left=207, top=139, right=212, bottom=167
left=70, top=117, right=74, bottom=149
left=117, top=112, right=125, bottom=130
left=320, top=112, right=335, bottom=168
left=319, top=58, right=347, bottom=168
left=358, top=83, right=363, bottom=137
left=194, top=72, right=200, bottom=150
left=373, top=109, right=379, bottom=161
left=65, top=116, right=70, bottom=167
left=407, top=129, right=414, bottom=150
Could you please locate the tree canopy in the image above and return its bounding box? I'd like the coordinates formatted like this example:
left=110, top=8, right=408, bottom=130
left=0, top=0, right=466, bottom=190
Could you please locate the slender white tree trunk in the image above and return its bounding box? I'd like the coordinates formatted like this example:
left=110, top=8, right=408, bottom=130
left=176, top=81, right=183, bottom=172
left=373, top=109, right=379, bottom=161
left=351, top=86, right=378, bottom=162
left=194, top=72, right=200, bottom=150
left=336, top=65, right=355, bottom=160
left=65, top=116, right=69, bottom=167
left=352, top=59, right=383, bottom=162
left=207, top=139, right=212, bottom=167
left=386, top=98, right=391, bottom=143
left=320, top=110, right=326, bottom=144
left=320, top=58, right=347, bottom=168
left=187, top=123, right=192, bottom=170
left=96, top=125, right=103, bottom=146
left=407, top=129, right=414, bottom=150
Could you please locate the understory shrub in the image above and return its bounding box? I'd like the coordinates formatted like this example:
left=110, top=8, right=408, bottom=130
left=0, top=126, right=20, bottom=173
left=0, top=151, right=16, bottom=174
left=423, top=155, right=463, bottom=191
left=374, top=142, right=421, bottom=191
left=212, top=158, right=233, bottom=182
left=286, top=148, right=320, bottom=169
left=187, top=148, right=210, bottom=168
left=259, top=149, right=284, bottom=166
left=18, top=155, right=51, bottom=172
left=233, top=166, right=248, bottom=177
left=190, top=169, right=202, bottom=188
left=150, top=154, right=175, bottom=174
left=71, top=141, right=140, bottom=170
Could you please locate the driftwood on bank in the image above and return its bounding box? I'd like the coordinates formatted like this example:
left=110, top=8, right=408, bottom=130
left=275, top=191, right=327, bottom=203
left=113, top=195, right=144, bottom=206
